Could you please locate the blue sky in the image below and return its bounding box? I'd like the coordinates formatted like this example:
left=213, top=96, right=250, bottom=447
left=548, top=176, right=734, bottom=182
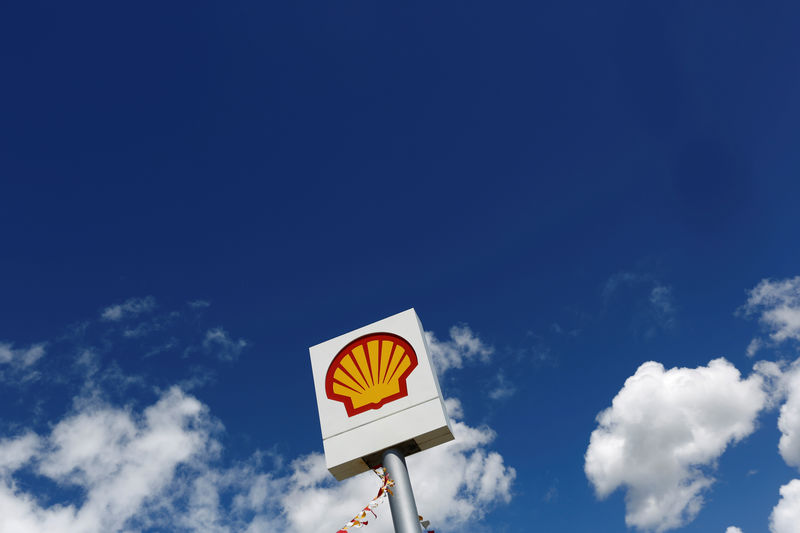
left=2, top=1, right=800, bottom=532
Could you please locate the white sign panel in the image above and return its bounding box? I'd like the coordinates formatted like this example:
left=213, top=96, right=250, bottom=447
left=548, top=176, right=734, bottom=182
left=309, top=308, right=454, bottom=480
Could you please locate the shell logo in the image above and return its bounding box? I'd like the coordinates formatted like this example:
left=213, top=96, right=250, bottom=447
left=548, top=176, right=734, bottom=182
left=325, top=332, right=418, bottom=417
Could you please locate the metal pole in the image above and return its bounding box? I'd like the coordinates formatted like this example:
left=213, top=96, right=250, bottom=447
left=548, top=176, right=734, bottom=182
left=382, top=448, right=421, bottom=533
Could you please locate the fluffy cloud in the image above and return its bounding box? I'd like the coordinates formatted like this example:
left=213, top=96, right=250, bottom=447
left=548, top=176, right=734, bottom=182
left=752, top=358, right=800, bottom=469
left=770, top=479, right=800, bottom=533
left=0, top=319, right=514, bottom=533
left=0, top=387, right=214, bottom=533
left=0, top=393, right=512, bottom=533
left=0, top=433, right=41, bottom=473
left=101, top=296, right=156, bottom=322
left=759, top=359, right=800, bottom=533
left=242, top=328, right=513, bottom=532
left=585, top=358, right=766, bottom=532
left=726, top=527, right=744, bottom=533
left=743, top=279, right=800, bottom=532
left=741, top=277, right=800, bottom=355
left=746, top=338, right=763, bottom=358
left=428, top=325, right=519, bottom=401
left=425, top=325, right=494, bottom=373
left=233, top=399, right=515, bottom=533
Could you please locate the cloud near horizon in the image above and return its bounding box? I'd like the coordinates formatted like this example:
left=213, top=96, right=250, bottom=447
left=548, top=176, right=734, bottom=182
left=0, top=387, right=214, bottom=532
left=0, top=302, right=515, bottom=533
left=251, top=399, right=515, bottom=533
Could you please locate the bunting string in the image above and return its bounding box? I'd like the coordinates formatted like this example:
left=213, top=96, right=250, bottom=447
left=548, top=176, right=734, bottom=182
left=335, top=467, right=434, bottom=533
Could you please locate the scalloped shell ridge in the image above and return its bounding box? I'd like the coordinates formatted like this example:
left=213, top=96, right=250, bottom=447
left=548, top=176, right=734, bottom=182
left=325, top=332, right=418, bottom=417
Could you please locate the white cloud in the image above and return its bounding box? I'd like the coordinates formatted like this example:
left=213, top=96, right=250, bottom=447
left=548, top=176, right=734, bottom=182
left=585, top=358, right=766, bottom=532
left=235, top=404, right=515, bottom=533
left=0, top=342, right=45, bottom=368
left=752, top=358, right=800, bottom=470
left=726, top=527, right=744, bottom=533
left=444, top=397, right=465, bottom=419
left=754, top=355, right=800, bottom=533
left=0, top=314, right=514, bottom=533
left=770, top=479, right=800, bottom=533
left=0, top=433, right=41, bottom=473
left=425, top=325, right=494, bottom=373
left=746, top=338, right=763, bottom=358
left=0, top=385, right=513, bottom=533
left=0, top=387, right=214, bottom=533
left=407, top=411, right=515, bottom=526
left=741, top=277, right=800, bottom=354
left=427, top=325, right=517, bottom=400
left=101, top=296, right=156, bottom=322
left=90, top=393, right=512, bottom=533
left=227, top=326, right=512, bottom=532
left=203, top=327, right=249, bottom=361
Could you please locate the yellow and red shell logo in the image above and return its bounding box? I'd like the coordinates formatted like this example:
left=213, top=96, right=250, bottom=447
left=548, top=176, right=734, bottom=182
left=325, top=332, right=418, bottom=417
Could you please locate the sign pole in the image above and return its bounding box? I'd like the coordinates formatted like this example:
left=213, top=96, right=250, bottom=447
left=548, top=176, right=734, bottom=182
left=382, top=448, right=422, bottom=533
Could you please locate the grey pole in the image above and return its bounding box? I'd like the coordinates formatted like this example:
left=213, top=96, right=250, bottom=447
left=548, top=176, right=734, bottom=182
left=381, top=448, right=422, bottom=533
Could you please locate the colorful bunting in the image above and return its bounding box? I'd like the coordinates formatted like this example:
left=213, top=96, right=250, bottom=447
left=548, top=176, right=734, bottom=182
left=335, top=467, right=434, bottom=533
